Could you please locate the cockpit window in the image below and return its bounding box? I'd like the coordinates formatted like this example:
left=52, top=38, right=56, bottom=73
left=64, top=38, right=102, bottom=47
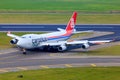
left=21, top=36, right=32, bottom=38
left=22, top=37, right=26, bottom=38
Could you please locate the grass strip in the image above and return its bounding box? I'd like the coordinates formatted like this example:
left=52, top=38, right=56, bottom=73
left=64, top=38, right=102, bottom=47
left=0, top=67, right=120, bottom=80
left=0, top=0, right=120, bottom=12
left=78, top=45, right=120, bottom=55
left=0, top=14, right=120, bottom=24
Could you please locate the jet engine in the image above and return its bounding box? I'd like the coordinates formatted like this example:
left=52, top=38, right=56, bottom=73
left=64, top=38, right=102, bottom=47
left=10, top=39, right=18, bottom=44
left=81, top=43, right=90, bottom=49
left=57, top=45, right=67, bottom=51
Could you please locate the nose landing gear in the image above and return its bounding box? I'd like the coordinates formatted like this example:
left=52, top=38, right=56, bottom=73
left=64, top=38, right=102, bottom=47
left=22, top=49, right=26, bottom=55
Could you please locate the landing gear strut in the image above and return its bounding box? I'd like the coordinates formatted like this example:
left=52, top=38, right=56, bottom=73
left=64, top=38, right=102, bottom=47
left=22, top=49, right=26, bottom=55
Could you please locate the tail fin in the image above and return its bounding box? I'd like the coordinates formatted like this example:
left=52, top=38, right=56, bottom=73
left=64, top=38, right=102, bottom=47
left=65, top=12, right=77, bottom=31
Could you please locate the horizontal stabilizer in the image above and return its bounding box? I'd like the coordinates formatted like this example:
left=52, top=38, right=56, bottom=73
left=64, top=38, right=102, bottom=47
left=57, top=28, right=65, bottom=31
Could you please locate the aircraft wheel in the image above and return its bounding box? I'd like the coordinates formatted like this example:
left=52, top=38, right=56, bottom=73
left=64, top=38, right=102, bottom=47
left=22, top=48, right=27, bottom=55
left=23, top=52, right=26, bottom=55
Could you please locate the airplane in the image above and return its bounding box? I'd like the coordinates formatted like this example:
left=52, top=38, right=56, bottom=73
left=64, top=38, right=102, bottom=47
left=7, top=12, right=112, bottom=54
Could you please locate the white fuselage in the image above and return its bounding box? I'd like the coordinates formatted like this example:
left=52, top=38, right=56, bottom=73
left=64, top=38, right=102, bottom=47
left=17, top=30, right=72, bottom=49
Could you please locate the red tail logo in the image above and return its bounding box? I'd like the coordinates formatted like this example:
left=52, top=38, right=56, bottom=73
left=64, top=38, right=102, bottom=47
left=65, top=12, right=77, bottom=31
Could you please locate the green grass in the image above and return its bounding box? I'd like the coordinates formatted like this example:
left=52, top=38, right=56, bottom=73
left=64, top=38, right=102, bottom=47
left=0, top=0, right=119, bottom=12
left=0, top=14, right=120, bottom=24
left=70, top=32, right=93, bottom=39
left=78, top=45, right=120, bottom=55
left=0, top=67, right=120, bottom=80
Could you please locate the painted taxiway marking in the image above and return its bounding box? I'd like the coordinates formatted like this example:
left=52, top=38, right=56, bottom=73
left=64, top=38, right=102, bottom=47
left=0, top=53, right=3, bottom=54
left=49, top=53, right=56, bottom=56
left=91, top=64, right=97, bottom=67
left=0, top=49, right=19, bottom=55
left=17, top=67, right=28, bottom=70
left=0, top=55, right=18, bottom=60
left=40, top=65, right=49, bottom=69
left=65, top=64, right=72, bottom=67
left=0, top=69, right=8, bottom=73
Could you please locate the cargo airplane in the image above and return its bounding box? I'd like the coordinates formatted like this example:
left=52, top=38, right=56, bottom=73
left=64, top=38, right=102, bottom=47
left=7, top=12, right=112, bottom=54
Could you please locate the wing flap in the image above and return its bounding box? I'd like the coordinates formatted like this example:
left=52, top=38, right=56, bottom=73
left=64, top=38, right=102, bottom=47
left=88, top=40, right=112, bottom=44
left=67, top=40, right=112, bottom=45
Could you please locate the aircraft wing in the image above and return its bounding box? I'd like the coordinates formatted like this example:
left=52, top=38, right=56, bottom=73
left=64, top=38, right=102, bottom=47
left=88, top=40, right=112, bottom=44
left=73, top=30, right=94, bottom=34
left=7, top=32, right=21, bottom=39
left=41, top=40, right=112, bottom=46
left=66, top=40, right=112, bottom=45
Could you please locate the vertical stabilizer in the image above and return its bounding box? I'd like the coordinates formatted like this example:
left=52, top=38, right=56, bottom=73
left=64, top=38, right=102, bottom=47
left=65, top=12, right=77, bottom=31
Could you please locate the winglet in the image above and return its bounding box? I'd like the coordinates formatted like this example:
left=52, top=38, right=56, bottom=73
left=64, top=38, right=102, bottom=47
left=7, top=31, right=11, bottom=34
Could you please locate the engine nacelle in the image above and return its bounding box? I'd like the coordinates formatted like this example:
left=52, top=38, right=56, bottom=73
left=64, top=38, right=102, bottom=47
left=81, top=43, right=90, bottom=49
left=10, top=39, right=18, bottom=44
left=57, top=45, right=67, bottom=51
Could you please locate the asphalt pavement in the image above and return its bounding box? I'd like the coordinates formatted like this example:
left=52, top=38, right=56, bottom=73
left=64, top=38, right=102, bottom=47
left=0, top=50, right=120, bottom=73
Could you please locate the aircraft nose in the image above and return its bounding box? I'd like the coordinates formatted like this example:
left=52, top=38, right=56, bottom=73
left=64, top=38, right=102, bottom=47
left=16, top=39, right=31, bottom=48
left=16, top=39, right=25, bottom=47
